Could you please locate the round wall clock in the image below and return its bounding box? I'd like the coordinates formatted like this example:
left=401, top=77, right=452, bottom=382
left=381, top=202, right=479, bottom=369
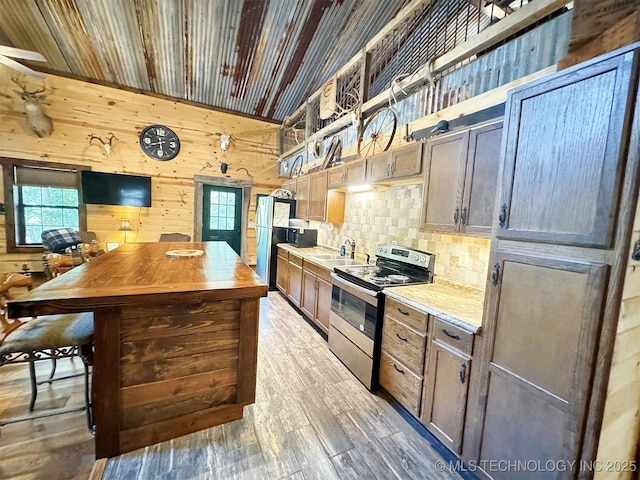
left=139, top=124, right=180, bottom=161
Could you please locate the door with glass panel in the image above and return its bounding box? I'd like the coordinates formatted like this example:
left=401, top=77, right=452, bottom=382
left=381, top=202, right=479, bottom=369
left=201, top=185, right=242, bottom=255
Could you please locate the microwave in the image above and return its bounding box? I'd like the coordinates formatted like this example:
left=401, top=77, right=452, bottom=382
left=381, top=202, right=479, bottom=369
left=287, top=228, right=318, bottom=248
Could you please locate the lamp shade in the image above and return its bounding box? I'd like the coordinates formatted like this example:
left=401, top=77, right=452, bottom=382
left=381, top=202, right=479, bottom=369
left=119, top=219, right=132, bottom=231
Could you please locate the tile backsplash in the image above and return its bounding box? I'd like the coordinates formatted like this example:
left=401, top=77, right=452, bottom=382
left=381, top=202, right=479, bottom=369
left=313, top=183, right=491, bottom=290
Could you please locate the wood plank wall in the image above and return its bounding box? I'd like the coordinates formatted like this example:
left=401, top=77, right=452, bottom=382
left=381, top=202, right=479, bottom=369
left=0, top=71, right=282, bottom=272
left=594, top=193, right=640, bottom=480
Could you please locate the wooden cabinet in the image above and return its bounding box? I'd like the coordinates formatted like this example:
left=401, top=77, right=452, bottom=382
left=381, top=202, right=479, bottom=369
left=327, top=159, right=366, bottom=188
left=462, top=122, right=503, bottom=235
left=277, top=250, right=333, bottom=335
left=379, top=297, right=428, bottom=417
left=315, top=276, right=332, bottom=333
left=275, top=248, right=288, bottom=293
left=282, top=178, right=297, bottom=196
left=473, top=254, right=606, bottom=475
left=495, top=54, right=632, bottom=248
left=308, top=171, right=327, bottom=221
left=465, top=48, right=640, bottom=479
left=380, top=297, right=476, bottom=439
left=285, top=171, right=345, bottom=223
left=365, top=143, right=422, bottom=183
left=294, top=176, right=309, bottom=220
left=421, top=317, right=473, bottom=454
left=287, top=253, right=303, bottom=307
left=300, top=261, right=332, bottom=334
left=421, top=120, right=502, bottom=236
left=391, top=143, right=424, bottom=179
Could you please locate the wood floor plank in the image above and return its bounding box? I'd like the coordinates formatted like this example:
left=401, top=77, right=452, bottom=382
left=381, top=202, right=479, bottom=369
left=336, top=409, right=410, bottom=480
left=298, top=388, right=354, bottom=457
left=331, top=448, right=378, bottom=480
left=252, top=397, right=301, bottom=479
left=381, top=430, right=464, bottom=480
left=288, top=425, right=341, bottom=480
left=335, top=378, right=402, bottom=440
left=314, top=381, right=355, bottom=417
left=273, top=390, right=311, bottom=433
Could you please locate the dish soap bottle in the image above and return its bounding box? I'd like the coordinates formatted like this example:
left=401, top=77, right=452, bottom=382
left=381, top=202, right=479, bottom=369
left=340, top=243, right=346, bottom=257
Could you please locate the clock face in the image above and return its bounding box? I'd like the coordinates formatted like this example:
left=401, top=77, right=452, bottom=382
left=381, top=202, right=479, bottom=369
left=139, top=125, right=180, bottom=161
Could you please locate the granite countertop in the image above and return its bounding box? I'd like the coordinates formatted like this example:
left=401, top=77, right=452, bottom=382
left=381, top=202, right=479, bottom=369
left=384, top=279, right=484, bottom=333
left=276, top=243, right=484, bottom=333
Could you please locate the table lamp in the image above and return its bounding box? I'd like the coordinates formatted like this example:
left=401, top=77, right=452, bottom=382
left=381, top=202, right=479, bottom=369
left=119, top=218, right=132, bottom=243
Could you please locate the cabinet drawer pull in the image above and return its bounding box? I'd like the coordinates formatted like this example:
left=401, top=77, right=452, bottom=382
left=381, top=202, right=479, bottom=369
left=442, top=329, right=461, bottom=341
left=395, top=333, right=408, bottom=342
left=461, top=207, right=467, bottom=226
left=397, top=308, right=410, bottom=316
left=459, top=364, right=466, bottom=384
left=393, top=363, right=405, bottom=374
left=453, top=207, right=459, bottom=224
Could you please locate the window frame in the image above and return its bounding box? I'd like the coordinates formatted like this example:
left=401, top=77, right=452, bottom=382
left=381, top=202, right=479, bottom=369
left=1, top=158, right=89, bottom=254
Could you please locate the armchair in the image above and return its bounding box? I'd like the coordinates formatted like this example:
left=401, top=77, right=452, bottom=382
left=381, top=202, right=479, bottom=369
left=159, top=233, right=191, bottom=242
left=41, top=230, right=103, bottom=278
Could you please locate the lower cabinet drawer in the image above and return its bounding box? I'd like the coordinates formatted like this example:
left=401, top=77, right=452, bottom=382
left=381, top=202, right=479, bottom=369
left=379, top=351, right=422, bottom=417
left=432, top=318, right=474, bottom=355
left=381, top=315, right=427, bottom=373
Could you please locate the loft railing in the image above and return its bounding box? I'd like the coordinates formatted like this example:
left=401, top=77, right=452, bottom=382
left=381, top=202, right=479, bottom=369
left=280, top=0, right=572, bottom=174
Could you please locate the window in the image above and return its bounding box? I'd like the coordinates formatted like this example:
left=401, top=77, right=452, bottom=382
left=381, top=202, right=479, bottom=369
left=19, top=185, right=79, bottom=244
left=208, top=190, right=236, bottom=230
left=2, top=160, right=88, bottom=253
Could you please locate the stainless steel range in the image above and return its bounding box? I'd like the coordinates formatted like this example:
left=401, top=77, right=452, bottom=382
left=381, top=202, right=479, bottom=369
left=328, top=244, right=435, bottom=390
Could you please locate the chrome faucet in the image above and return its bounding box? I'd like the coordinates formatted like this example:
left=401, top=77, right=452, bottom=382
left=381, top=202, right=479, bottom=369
left=345, top=237, right=356, bottom=260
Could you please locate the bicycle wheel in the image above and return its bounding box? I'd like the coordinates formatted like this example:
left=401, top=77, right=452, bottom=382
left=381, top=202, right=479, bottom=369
left=357, top=107, right=397, bottom=157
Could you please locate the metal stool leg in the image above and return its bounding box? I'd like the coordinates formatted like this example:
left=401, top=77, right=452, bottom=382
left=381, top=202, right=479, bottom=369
left=80, top=343, right=94, bottom=433
left=28, top=358, right=38, bottom=411
left=46, top=358, right=57, bottom=383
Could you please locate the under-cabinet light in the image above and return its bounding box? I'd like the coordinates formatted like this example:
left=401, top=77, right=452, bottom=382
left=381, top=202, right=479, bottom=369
left=347, top=184, right=372, bottom=193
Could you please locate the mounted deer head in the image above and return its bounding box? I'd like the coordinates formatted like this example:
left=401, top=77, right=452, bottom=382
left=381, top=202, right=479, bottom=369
left=12, top=75, right=53, bottom=138
left=89, top=132, right=118, bottom=156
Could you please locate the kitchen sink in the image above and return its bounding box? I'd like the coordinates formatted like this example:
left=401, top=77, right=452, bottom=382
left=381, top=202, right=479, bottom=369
left=310, top=256, right=366, bottom=266
left=309, top=253, right=344, bottom=260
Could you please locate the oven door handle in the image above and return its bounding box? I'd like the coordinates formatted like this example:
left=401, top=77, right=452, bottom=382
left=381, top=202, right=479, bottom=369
left=330, top=272, right=380, bottom=300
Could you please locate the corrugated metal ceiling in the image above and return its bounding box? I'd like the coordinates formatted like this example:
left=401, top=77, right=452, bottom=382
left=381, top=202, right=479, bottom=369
left=0, top=0, right=413, bottom=121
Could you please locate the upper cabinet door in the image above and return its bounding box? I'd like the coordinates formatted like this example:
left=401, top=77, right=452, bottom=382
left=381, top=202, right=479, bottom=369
left=295, top=176, right=310, bottom=220
left=308, top=171, right=328, bottom=221
left=462, top=121, right=503, bottom=236
left=390, top=143, right=423, bottom=179
left=498, top=52, right=638, bottom=248
left=365, top=151, right=392, bottom=182
left=421, top=131, right=469, bottom=233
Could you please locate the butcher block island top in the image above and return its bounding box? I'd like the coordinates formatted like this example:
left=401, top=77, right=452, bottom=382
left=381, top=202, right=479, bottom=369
left=8, top=242, right=266, bottom=314
left=8, top=241, right=268, bottom=459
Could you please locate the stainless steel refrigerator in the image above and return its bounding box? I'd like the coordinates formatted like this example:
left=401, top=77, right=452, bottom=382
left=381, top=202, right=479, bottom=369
left=255, top=196, right=296, bottom=290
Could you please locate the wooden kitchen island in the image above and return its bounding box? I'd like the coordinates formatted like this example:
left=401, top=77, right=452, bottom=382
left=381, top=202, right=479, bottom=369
left=7, top=241, right=267, bottom=458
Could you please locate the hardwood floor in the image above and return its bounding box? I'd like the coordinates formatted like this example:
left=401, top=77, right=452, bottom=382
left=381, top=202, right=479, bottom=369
left=1, top=292, right=473, bottom=479
left=0, top=356, right=95, bottom=479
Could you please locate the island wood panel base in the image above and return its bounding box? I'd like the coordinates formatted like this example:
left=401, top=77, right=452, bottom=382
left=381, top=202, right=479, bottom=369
left=93, top=297, right=260, bottom=458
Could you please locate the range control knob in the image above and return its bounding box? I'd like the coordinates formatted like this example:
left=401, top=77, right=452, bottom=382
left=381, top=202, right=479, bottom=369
left=413, top=254, right=419, bottom=261
left=420, top=255, right=427, bottom=262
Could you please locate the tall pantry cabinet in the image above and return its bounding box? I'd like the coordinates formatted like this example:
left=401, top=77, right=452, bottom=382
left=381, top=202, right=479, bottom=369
left=464, top=44, right=640, bottom=480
